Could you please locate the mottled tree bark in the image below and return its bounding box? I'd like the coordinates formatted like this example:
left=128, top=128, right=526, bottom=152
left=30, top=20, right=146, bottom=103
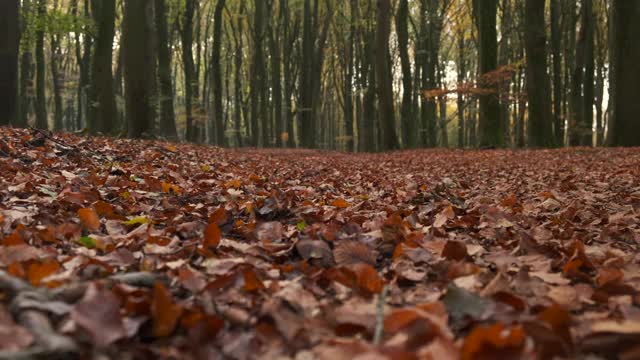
left=608, top=0, right=640, bottom=146
left=525, top=0, right=554, bottom=147
left=0, top=0, right=20, bottom=126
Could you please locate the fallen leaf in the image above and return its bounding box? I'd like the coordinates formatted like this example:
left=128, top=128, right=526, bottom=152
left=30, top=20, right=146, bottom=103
left=78, top=207, right=100, bottom=231
left=71, top=284, right=126, bottom=347
left=151, top=282, right=183, bottom=337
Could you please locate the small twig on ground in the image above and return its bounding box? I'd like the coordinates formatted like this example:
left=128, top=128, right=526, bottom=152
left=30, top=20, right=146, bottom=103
left=373, top=284, right=389, bottom=346
left=27, top=126, right=104, bottom=161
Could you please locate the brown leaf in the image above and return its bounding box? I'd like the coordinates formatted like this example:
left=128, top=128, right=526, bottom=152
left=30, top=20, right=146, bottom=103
left=331, top=198, right=350, bottom=208
left=441, top=240, right=469, bottom=261
left=71, top=283, right=126, bottom=347
left=462, top=323, right=526, bottom=360
left=27, top=259, right=60, bottom=286
left=151, top=282, right=183, bottom=337
left=78, top=207, right=100, bottom=232
left=203, top=222, right=221, bottom=248
left=296, top=239, right=334, bottom=267
left=333, top=241, right=377, bottom=266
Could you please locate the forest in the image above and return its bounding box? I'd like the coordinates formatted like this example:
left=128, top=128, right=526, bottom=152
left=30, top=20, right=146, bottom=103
left=1, top=0, right=638, bottom=150
left=1, top=0, right=640, bottom=359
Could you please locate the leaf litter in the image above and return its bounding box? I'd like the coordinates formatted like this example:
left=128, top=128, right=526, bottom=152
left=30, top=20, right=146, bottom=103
left=0, top=127, right=639, bottom=358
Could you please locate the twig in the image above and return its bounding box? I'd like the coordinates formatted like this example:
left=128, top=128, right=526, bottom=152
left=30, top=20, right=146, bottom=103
left=28, top=126, right=104, bottom=161
left=373, top=285, right=389, bottom=345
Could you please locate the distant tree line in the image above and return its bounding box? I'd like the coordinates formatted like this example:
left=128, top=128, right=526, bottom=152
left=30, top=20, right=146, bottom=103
left=0, top=0, right=638, bottom=149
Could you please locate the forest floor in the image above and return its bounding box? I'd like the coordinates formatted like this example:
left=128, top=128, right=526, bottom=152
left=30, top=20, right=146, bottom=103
left=0, top=126, right=639, bottom=359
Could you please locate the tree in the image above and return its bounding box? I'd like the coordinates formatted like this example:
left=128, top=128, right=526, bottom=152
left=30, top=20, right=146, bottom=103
left=0, top=0, right=20, bottom=126
left=35, top=0, right=47, bottom=129
left=525, top=0, right=554, bottom=147
left=18, top=0, right=33, bottom=128
left=181, top=0, right=198, bottom=142
left=250, top=0, right=267, bottom=146
left=123, top=0, right=154, bottom=138
left=209, top=0, right=225, bottom=146
left=155, top=0, right=178, bottom=140
left=608, top=0, right=640, bottom=146
left=550, top=0, right=564, bottom=145
left=396, top=0, right=412, bottom=148
left=473, top=0, right=503, bottom=147
left=88, top=0, right=117, bottom=134
left=376, top=0, right=398, bottom=151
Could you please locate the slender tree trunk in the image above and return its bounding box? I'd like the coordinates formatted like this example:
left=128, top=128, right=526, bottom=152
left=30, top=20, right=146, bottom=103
left=580, top=0, right=595, bottom=146
left=155, top=0, right=178, bottom=140
left=457, top=30, right=465, bottom=148
left=375, top=0, right=398, bottom=151
left=50, top=31, right=64, bottom=131
left=473, top=0, right=503, bottom=147
left=18, top=0, right=33, bottom=128
left=250, top=0, right=267, bottom=147
left=89, top=0, right=117, bottom=134
left=1, top=0, right=21, bottom=126
left=525, top=0, right=554, bottom=147
left=35, top=0, right=47, bottom=129
left=396, top=0, right=412, bottom=149
left=210, top=0, right=225, bottom=145
left=298, top=0, right=314, bottom=148
left=270, top=3, right=283, bottom=148
left=181, top=0, right=198, bottom=141
left=232, top=1, right=244, bottom=147
left=608, top=0, right=640, bottom=146
left=550, top=0, right=564, bottom=145
left=123, top=0, right=154, bottom=138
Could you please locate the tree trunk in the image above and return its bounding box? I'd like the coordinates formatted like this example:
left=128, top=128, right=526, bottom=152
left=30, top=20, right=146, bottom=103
left=181, top=0, right=198, bottom=142
left=250, top=0, right=267, bottom=147
left=50, top=31, right=64, bottom=131
left=270, top=2, right=283, bottom=148
left=525, top=0, right=554, bottom=147
left=0, top=0, right=20, bottom=126
left=580, top=0, right=595, bottom=146
left=473, top=0, right=503, bottom=147
left=88, top=0, right=117, bottom=134
left=457, top=30, right=465, bottom=148
left=210, top=0, right=225, bottom=145
left=396, top=0, right=412, bottom=149
left=155, top=0, right=178, bottom=140
left=608, top=0, right=640, bottom=146
left=375, top=0, right=398, bottom=151
left=298, top=0, right=314, bottom=148
left=35, top=0, right=47, bottom=129
left=232, top=1, right=244, bottom=147
left=123, top=0, right=154, bottom=138
left=18, top=0, right=33, bottom=128
left=550, top=0, right=564, bottom=145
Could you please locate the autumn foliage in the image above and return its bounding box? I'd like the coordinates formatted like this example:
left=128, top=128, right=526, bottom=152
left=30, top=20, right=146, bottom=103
left=0, top=127, right=639, bottom=358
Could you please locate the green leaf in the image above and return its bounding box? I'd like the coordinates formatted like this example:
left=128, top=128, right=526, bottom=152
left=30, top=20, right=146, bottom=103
left=297, top=220, right=306, bottom=232
left=78, top=236, right=96, bottom=249
left=123, top=216, right=150, bottom=226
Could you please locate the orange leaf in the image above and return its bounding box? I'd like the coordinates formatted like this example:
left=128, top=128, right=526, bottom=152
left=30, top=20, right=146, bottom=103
left=161, top=182, right=182, bottom=195
left=441, top=240, right=469, bottom=261
left=208, top=206, right=227, bottom=225
left=203, top=222, right=221, bottom=248
left=94, top=200, right=115, bottom=218
left=330, top=198, right=350, bottom=209
left=350, top=263, right=383, bottom=294
left=3, top=230, right=25, bottom=246
left=462, top=323, right=526, bottom=360
left=27, top=259, right=60, bottom=286
left=596, top=267, right=624, bottom=287
left=242, top=268, right=265, bottom=292
left=384, top=309, right=421, bottom=333
left=151, top=282, right=183, bottom=337
left=78, top=207, right=100, bottom=231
